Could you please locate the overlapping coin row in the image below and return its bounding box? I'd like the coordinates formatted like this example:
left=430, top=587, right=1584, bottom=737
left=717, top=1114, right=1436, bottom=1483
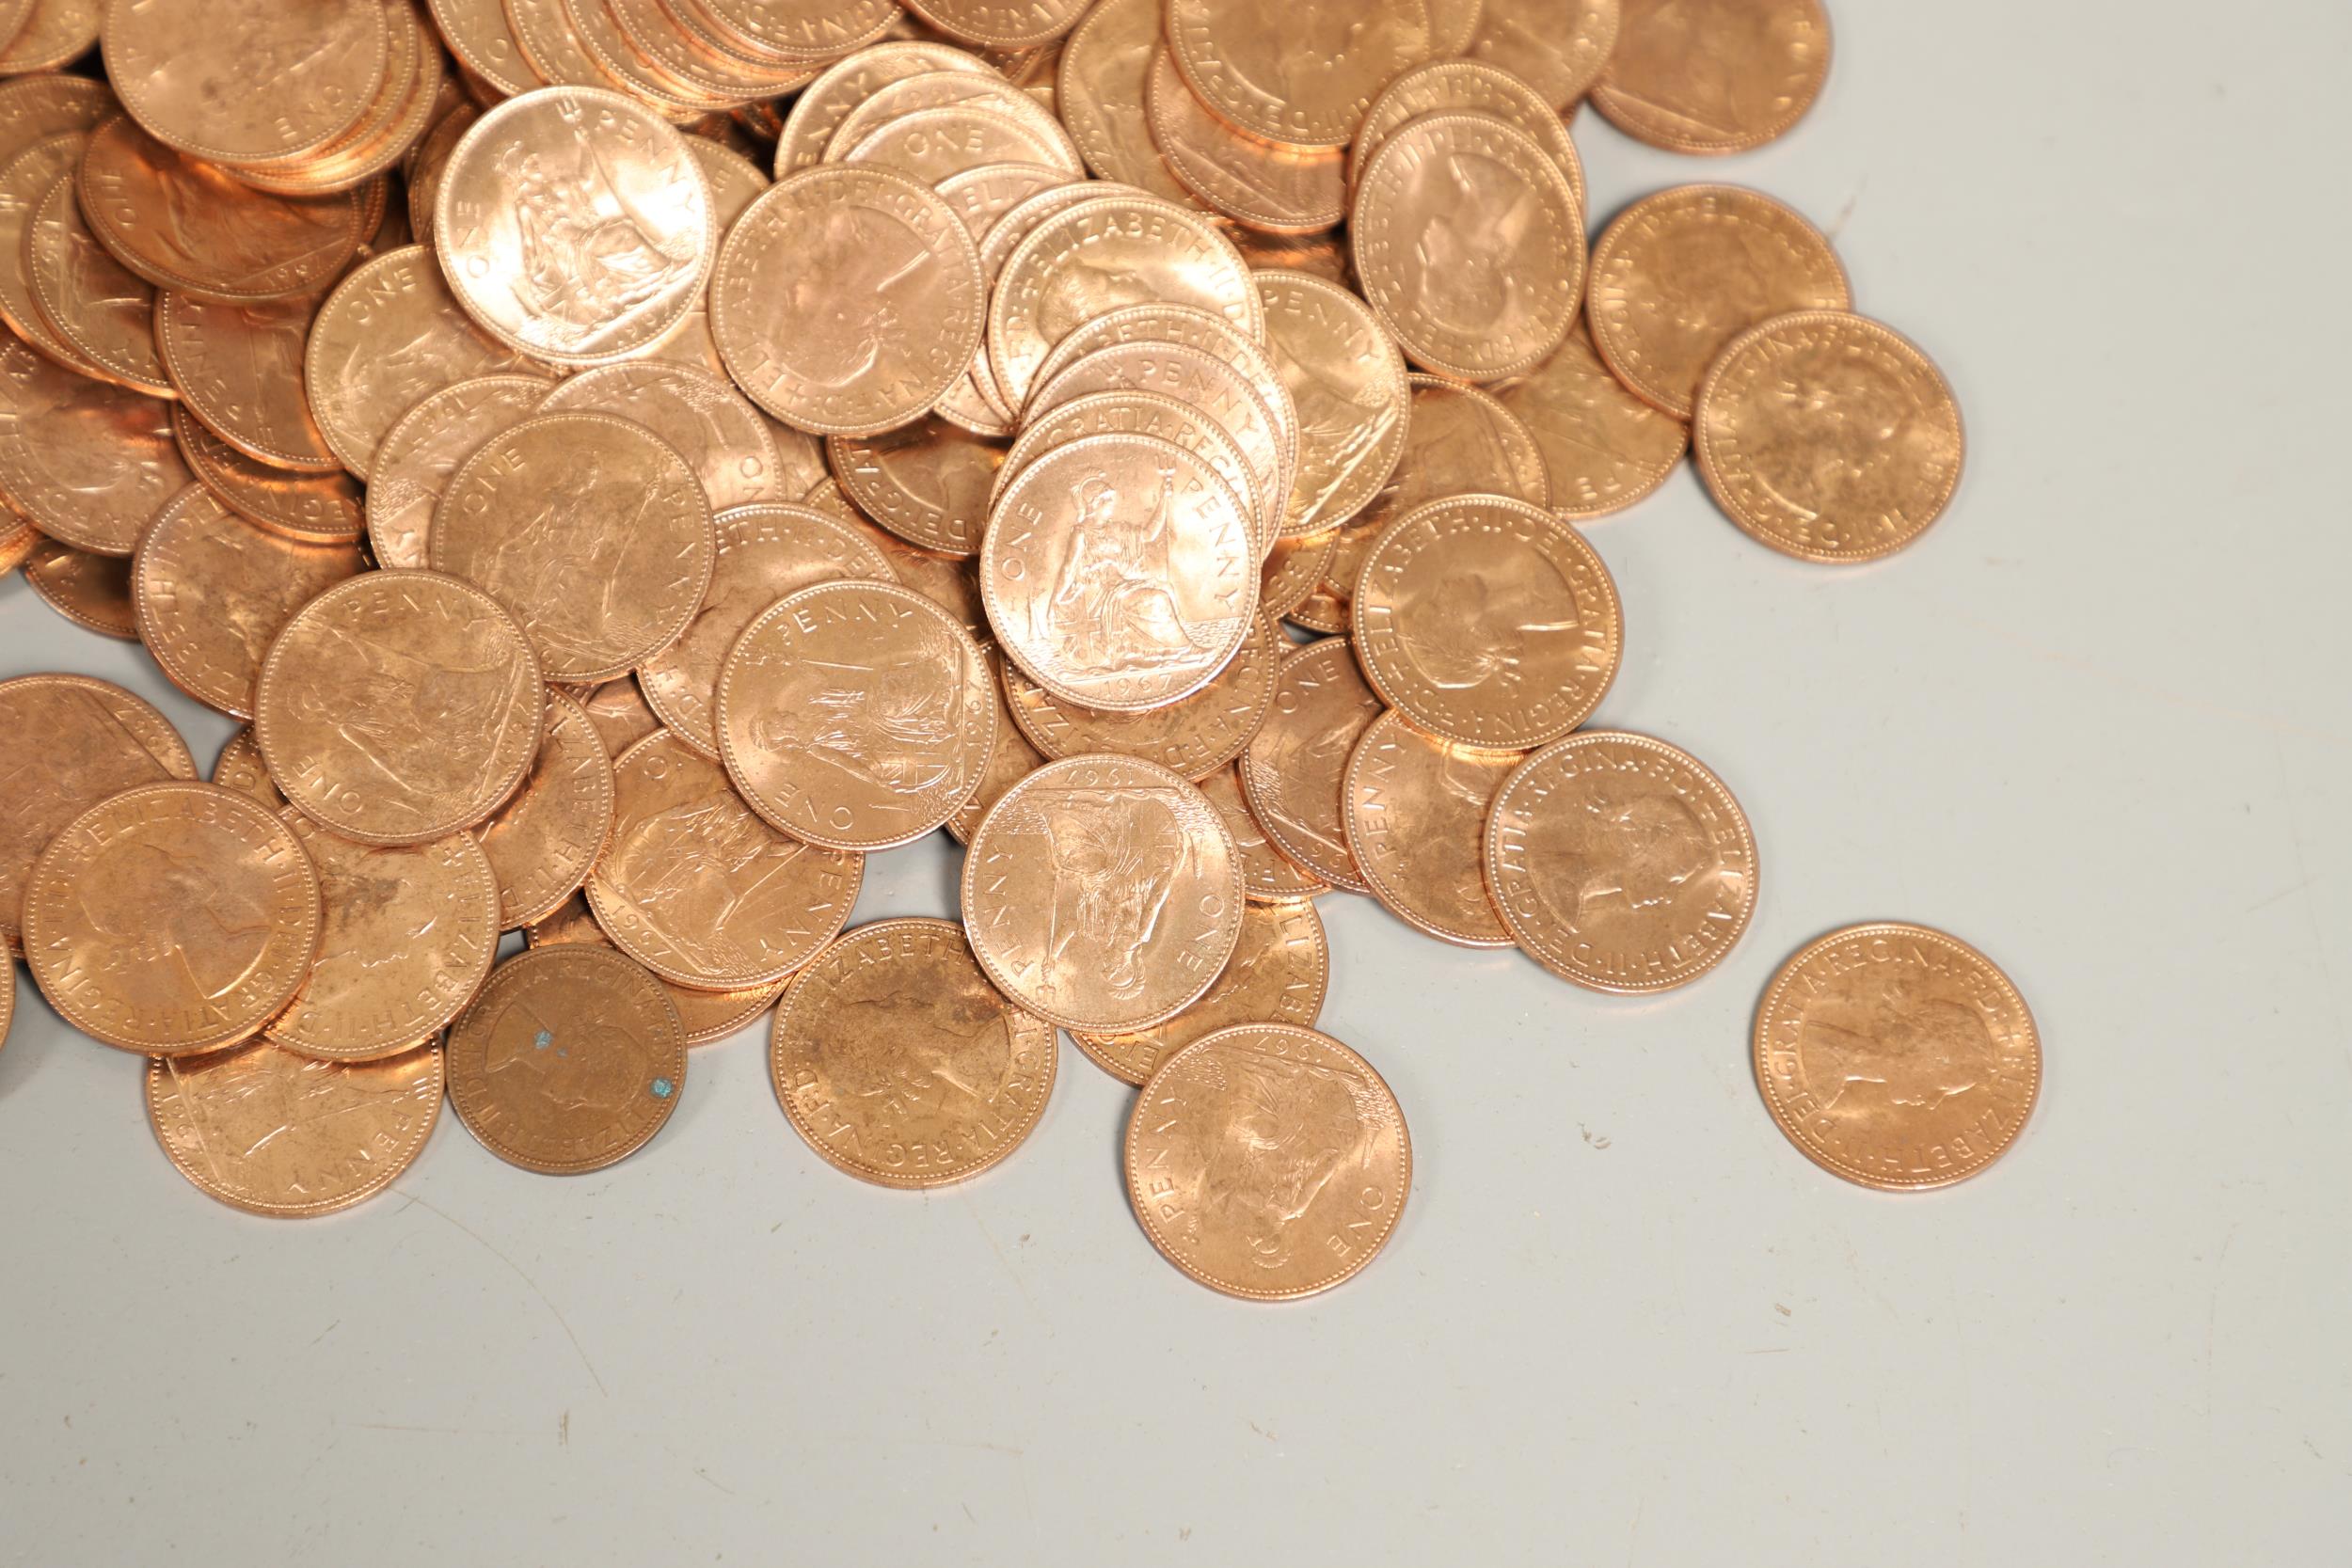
left=0, top=0, right=2038, bottom=1300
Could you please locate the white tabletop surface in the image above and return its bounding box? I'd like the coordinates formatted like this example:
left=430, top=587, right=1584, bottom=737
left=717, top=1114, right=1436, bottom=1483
left=5, top=6, right=2349, bottom=1562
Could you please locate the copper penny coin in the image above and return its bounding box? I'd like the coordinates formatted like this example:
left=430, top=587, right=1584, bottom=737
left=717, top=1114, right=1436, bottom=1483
left=1344, top=711, right=1517, bottom=947
left=154, top=292, right=342, bottom=473
left=404, top=102, right=482, bottom=249
left=24, top=781, right=323, bottom=1055
left=1125, top=1022, right=1410, bottom=1299
left=0, top=73, right=117, bottom=169
left=446, top=944, right=688, bottom=1174
left=0, top=132, right=107, bottom=378
left=930, top=161, right=1071, bottom=436
left=1201, top=761, right=1327, bottom=902
left=1694, top=310, right=1964, bottom=563
left=1592, top=0, right=1830, bottom=155
left=1239, top=636, right=1381, bottom=894
left=946, top=643, right=1044, bottom=845
left=1486, top=729, right=1757, bottom=991
left=1259, top=526, right=1334, bottom=624
left=1468, top=0, right=1619, bottom=112
left=22, top=537, right=138, bottom=640
left=134, top=486, right=367, bottom=718
left=574, top=674, right=663, bottom=758
left=588, top=729, right=863, bottom=990
left=226, top=1, right=438, bottom=198
left=771, top=917, right=1058, bottom=1188
left=1145, top=49, right=1345, bottom=235
left=1499, top=317, right=1688, bottom=521
left=1353, top=494, right=1624, bottom=751
left=1054, top=0, right=1195, bottom=204
left=838, top=103, right=1081, bottom=186
left=772, top=41, right=996, bottom=178
left=0, top=0, right=104, bottom=76
left=148, top=1040, right=445, bottom=1217
left=1003, top=610, right=1279, bottom=781
left=831, top=415, right=1004, bottom=555
left=27, top=172, right=168, bottom=395
left=363, top=372, right=554, bottom=568
left=1165, top=0, right=1430, bottom=149
left=1075, top=896, right=1327, bottom=1085
left=436, top=87, right=716, bottom=364
left=0, top=337, right=192, bottom=554
left=1254, top=271, right=1409, bottom=538
left=1586, top=184, right=1851, bottom=420
left=981, top=433, right=1257, bottom=713
left=1353, top=114, right=1581, bottom=385
left=431, top=0, right=539, bottom=99
left=711, top=164, right=984, bottom=436
left=503, top=0, right=612, bottom=93
left=0, top=673, right=196, bottom=951
left=527, top=892, right=788, bottom=1048
left=903, top=0, right=1087, bottom=49
left=1755, top=923, right=2039, bottom=1190
left=103, top=0, right=388, bottom=165
left=961, top=752, right=1242, bottom=1034
left=211, top=727, right=287, bottom=811
left=305, top=244, right=545, bottom=479
left=1352, top=58, right=1587, bottom=212
left=433, top=411, right=717, bottom=683
left=171, top=404, right=365, bottom=545
left=255, top=570, right=545, bottom=844
left=1000, top=390, right=1264, bottom=560
left=561, top=0, right=739, bottom=118
left=475, top=688, right=616, bottom=927
left=641, top=500, right=894, bottom=756
left=1226, top=224, right=1350, bottom=285
left=717, top=578, right=996, bottom=850
left=970, top=179, right=1168, bottom=406
left=866, top=515, right=991, bottom=641
left=539, top=359, right=783, bottom=512
left=266, top=816, right=501, bottom=1061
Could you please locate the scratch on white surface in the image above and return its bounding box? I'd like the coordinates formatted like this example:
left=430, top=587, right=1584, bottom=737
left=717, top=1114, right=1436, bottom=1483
left=391, top=1185, right=609, bottom=1396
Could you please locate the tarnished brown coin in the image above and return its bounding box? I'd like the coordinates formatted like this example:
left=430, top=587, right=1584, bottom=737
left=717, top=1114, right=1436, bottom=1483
left=1353, top=114, right=1581, bottom=385
left=171, top=404, right=364, bottom=544
left=436, top=87, right=716, bottom=363
left=475, top=689, right=616, bottom=928
left=1075, top=897, right=1327, bottom=1085
left=1352, top=58, right=1587, bottom=212
left=26, top=173, right=167, bottom=395
left=1694, top=310, right=1964, bottom=563
left=1353, top=494, right=1624, bottom=751
left=717, top=579, right=996, bottom=850
left=155, top=293, right=350, bottom=474
left=1145, top=49, right=1344, bottom=235
left=1055, top=0, right=1195, bottom=204
left=432, top=411, right=717, bottom=682
left=1755, top=923, right=2039, bottom=1189
left=1004, top=610, right=1279, bottom=781
left=0, top=673, right=196, bottom=950
left=771, top=917, right=1058, bottom=1188
left=24, top=782, right=322, bottom=1054
left=961, top=752, right=1242, bottom=1033
left=134, top=486, right=367, bottom=718
left=1486, top=729, right=1757, bottom=991
left=446, top=944, right=687, bottom=1174
left=266, top=816, right=501, bottom=1061
left=1499, top=318, right=1688, bottom=521
left=712, top=164, right=984, bottom=436
left=362, top=372, right=553, bottom=568
left=149, top=1040, right=444, bottom=1217
left=0, top=132, right=106, bottom=378
left=305, top=244, right=545, bottom=478
left=0, top=337, right=191, bottom=554
left=830, top=416, right=1003, bottom=555
left=1239, top=636, right=1381, bottom=894
left=773, top=41, right=997, bottom=178
left=1254, top=270, right=1408, bottom=537
left=1592, top=0, right=1829, bottom=155
left=211, top=727, right=287, bottom=810
left=1201, top=761, right=1326, bottom=902
left=588, top=729, right=863, bottom=990
left=539, top=359, right=783, bottom=512
left=23, top=537, right=138, bottom=640
left=574, top=674, right=662, bottom=758
left=255, top=570, right=545, bottom=844
left=946, top=643, right=1044, bottom=844
left=1125, top=1022, right=1409, bottom=1299
left=527, top=893, right=787, bottom=1047
left=1343, top=712, right=1516, bottom=946
left=103, top=0, right=388, bottom=164
left=1165, top=0, right=1429, bottom=149
left=1468, top=0, right=1618, bottom=112
left=1586, top=184, right=1850, bottom=420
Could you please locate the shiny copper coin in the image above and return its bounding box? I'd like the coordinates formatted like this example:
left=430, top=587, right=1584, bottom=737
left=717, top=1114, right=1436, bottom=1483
left=1054, top=0, right=1194, bottom=203
left=404, top=102, right=481, bottom=249
left=436, top=87, right=716, bottom=363
left=0, top=133, right=106, bottom=377
left=712, top=164, right=983, bottom=436
left=969, top=179, right=1162, bottom=405
left=210, top=727, right=287, bottom=811
left=771, top=917, right=1057, bottom=1188
left=574, top=674, right=663, bottom=758
left=0, top=0, right=103, bottom=77
left=431, top=0, right=540, bottom=99
left=433, top=411, right=717, bottom=682
left=1468, top=0, right=1618, bottom=112
left=902, top=0, right=1086, bottom=49
left=929, top=161, right=1070, bottom=434
left=305, top=244, right=546, bottom=478
left=561, top=0, right=739, bottom=118
left=0, top=337, right=191, bottom=554
left=1145, top=50, right=1344, bottom=234
left=1352, top=58, right=1587, bottom=211
left=831, top=72, right=1079, bottom=172
left=1076, top=897, right=1327, bottom=1085
left=1004, top=610, right=1279, bottom=781
left=1254, top=271, right=1409, bottom=538
left=1586, top=184, right=1851, bottom=420
left=171, top=404, right=365, bottom=545
left=504, top=0, right=617, bottom=92
left=1165, top=0, right=1430, bottom=149
left=1201, top=761, right=1326, bottom=902
left=526, top=892, right=787, bottom=1047
left=946, top=643, right=1043, bottom=845
left=363, top=372, right=553, bottom=568
left=103, top=0, right=388, bottom=165
left=603, top=0, right=815, bottom=103
left=1353, top=494, right=1623, bottom=751
left=475, top=688, right=616, bottom=927
left=1755, top=923, right=2039, bottom=1189
left=1343, top=711, right=1516, bottom=947
left=148, top=1040, right=444, bottom=1217
left=226, top=2, right=440, bottom=198
left=1353, top=114, right=1581, bottom=385
left=1499, top=318, right=1688, bottom=521
left=1694, top=310, right=1964, bottom=563
left=0, top=69, right=116, bottom=167
left=77, top=118, right=365, bottom=303
left=134, top=487, right=367, bottom=718
left=1486, top=729, right=1758, bottom=991
left=772, top=41, right=996, bottom=178
left=154, top=293, right=342, bottom=473
left=28, top=173, right=168, bottom=395
left=1125, top=1022, right=1410, bottom=1299
left=1592, top=0, right=1829, bottom=154
left=22, top=537, right=138, bottom=640
left=1239, top=636, right=1380, bottom=894
left=961, top=752, right=1242, bottom=1033
left=1258, top=526, right=1333, bottom=623
left=680, top=0, right=900, bottom=67
left=837, top=103, right=1063, bottom=187
left=0, top=673, right=196, bottom=950
left=539, top=359, right=782, bottom=512
left=588, top=729, right=863, bottom=989
left=717, top=579, right=996, bottom=850
left=981, top=433, right=1257, bottom=713
left=266, top=816, right=501, bottom=1061
left=865, top=515, right=992, bottom=640
left=831, top=416, right=1004, bottom=555
left=446, top=943, right=687, bottom=1174
left=998, top=388, right=1263, bottom=546
left=23, top=781, right=322, bottom=1054
left=254, top=570, right=545, bottom=843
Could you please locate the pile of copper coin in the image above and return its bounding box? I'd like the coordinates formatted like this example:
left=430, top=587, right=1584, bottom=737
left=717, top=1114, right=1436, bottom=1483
left=0, top=0, right=2041, bottom=1301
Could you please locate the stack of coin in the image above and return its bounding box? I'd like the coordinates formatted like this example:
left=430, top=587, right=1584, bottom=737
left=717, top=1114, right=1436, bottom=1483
left=0, top=0, right=2037, bottom=1286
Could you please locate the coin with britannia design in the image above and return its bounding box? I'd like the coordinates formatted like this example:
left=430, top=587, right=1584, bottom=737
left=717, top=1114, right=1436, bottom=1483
left=1076, top=897, right=1327, bottom=1085
left=1002, top=610, right=1279, bottom=781
left=363, top=373, right=555, bottom=568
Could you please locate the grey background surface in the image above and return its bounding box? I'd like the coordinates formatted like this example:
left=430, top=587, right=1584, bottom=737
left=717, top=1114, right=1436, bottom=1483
left=4, top=6, right=2349, bottom=1563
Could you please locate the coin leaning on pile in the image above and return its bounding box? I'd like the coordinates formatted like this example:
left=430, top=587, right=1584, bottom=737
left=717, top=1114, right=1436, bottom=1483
left=0, top=0, right=2038, bottom=1296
